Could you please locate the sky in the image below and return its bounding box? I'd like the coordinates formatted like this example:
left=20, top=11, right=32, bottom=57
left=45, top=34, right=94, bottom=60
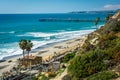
left=0, top=0, right=120, bottom=14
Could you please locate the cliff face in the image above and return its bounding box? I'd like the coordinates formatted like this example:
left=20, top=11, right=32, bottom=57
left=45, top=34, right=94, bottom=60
left=81, top=11, right=120, bottom=52
left=112, top=10, right=120, bottom=21
left=66, top=10, right=120, bottom=80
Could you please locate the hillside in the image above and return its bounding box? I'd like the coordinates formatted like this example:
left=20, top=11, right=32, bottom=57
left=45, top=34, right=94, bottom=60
left=69, top=10, right=117, bottom=14
left=62, top=11, right=120, bottom=80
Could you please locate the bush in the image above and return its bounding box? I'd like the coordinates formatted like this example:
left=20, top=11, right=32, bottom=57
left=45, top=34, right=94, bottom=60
left=68, top=49, right=108, bottom=79
left=99, top=20, right=120, bottom=34
left=98, top=32, right=117, bottom=49
left=63, top=53, right=75, bottom=63
left=67, top=33, right=120, bottom=79
left=82, top=41, right=94, bottom=52
left=67, top=16, right=120, bottom=79
left=32, top=74, right=49, bottom=80
left=112, top=20, right=120, bottom=32
left=32, top=77, right=38, bottom=80
left=40, top=75, right=49, bottom=80
left=62, top=74, right=72, bottom=80
left=86, top=71, right=117, bottom=80
left=48, top=72, right=56, bottom=78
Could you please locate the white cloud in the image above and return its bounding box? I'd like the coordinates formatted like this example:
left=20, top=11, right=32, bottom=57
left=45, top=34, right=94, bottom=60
left=103, top=4, right=120, bottom=10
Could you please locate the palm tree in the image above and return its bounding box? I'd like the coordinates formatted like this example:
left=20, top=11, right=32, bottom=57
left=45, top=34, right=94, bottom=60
left=94, top=17, right=100, bottom=29
left=19, top=39, right=27, bottom=59
left=26, top=40, right=33, bottom=58
left=105, top=14, right=113, bottom=22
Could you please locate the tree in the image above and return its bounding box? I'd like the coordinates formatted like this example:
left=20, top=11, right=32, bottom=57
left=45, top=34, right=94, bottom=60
left=105, top=14, right=113, bottom=22
left=26, top=40, right=33, bottom=58
left=19, top=39, right=27, bottom=59
left=94, top=17, right=100, bottom=29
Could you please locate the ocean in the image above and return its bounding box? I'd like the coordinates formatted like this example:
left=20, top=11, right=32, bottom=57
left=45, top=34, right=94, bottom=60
left=0, top=13, right=108, bottom=60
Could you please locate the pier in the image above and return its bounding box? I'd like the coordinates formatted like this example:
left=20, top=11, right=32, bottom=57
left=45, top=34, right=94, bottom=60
left=39, top=18, right=105, bottom=22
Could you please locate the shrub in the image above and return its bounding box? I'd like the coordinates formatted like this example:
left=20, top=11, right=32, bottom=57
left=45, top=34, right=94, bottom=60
left=112, top=20, right=120, bottom=32
left=62, top=74, right=72, bottom=80
left=63, top=53, right=75, bottom=63
left=32, top=74, right=49, bottom=80
left=82, top=41, right=94, bottom=52
left=99, top=20, right=120, bottom=34
left=86, top=71, right=117, bottom=80
left=48, top=72, right=56, bottom=78
left=67, top=16, right=120, bottom=79
left=32, top=77, right=38, bottom=80
left=40, top=75, right=49, bottom=80
left=98, top=32, right=117, bottom=49
left=68, top=49, right=108, bottom=79
left=105, top=14, right=113, bottom=22
left=113, top=52, right=120, bottom=62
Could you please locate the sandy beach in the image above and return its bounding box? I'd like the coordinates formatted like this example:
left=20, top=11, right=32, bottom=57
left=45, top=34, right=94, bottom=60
left=0, top=36, right=87, bottom=76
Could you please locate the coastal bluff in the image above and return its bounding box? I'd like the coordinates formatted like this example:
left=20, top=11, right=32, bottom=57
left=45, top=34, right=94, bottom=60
left=62, top=10, right=120, bottom=80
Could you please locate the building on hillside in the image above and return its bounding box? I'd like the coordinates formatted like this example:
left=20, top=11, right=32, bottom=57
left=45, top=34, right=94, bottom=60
left=17, top=55, right=42, bottom=68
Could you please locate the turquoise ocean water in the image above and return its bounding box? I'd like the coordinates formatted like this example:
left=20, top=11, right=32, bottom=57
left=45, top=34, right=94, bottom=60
left=0, top=13, right=108, bottom=60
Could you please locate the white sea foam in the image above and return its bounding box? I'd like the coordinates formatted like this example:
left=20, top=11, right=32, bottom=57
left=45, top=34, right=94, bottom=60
left=9, top=31, right=16, bottom=34
left=17, top=29, right=95, bottom=38
left=19, top=29, right=95, bottom=50
left=17, top=32, right=55, bottom=37
left=54, top=29, right=95, bottom=39
left=0, top=42, right=23, bottom=60
left=90, top=24, right=104, bottom=29
left=0, top=29, right=95, bottom=60
left=0, top=31, right=16, bottom=34
left=44, top=36, right=50, bottom=40
left=0, top=48, right=22, bottom=60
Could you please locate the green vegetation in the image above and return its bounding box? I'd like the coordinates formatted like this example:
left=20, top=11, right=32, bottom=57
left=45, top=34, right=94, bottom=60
left=32, top=67, right=66, bottom=80
left=67, top=16, right=120, bottom=80
left=94, top=17, right=100, bottom=29
left=32, top=74, right=49, bottom=80
left=67, top=35, right=120, bottom=79
left=40, top=75, right=49, bottom=80
left=68, top=49, right=108, bottom=79
left=82, top=41, right=94, bottom=52
left=32, top=77, right=38, bottom=80
left=56, top=67, right=66, bottom=75
left=86, top=71, right=117, bottom=80
left=19, top=39, right=33, bottom=58
left=62, top=53, right=75, bottom=63
left=33, top=12, right=120, bottom=80
left=62, top=74, right=72, bottom=80
left=26, top=40, right=33, bottom=57
left=48, top=67, right=66, bottom=78
left=112, top=20, right=120, bottom=32
left=19, top=39, right=27, bottom=58
left=105, top=14, right=113, bottom=22
left=48, top=72, right=56, bottom=78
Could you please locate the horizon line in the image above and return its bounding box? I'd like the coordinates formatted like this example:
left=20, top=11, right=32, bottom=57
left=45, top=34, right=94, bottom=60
left=0, top=9, right=118, bottom=14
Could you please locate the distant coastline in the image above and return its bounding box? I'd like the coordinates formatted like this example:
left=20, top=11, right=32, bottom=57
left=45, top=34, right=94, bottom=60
left=69, top=9, right=119, bottom=14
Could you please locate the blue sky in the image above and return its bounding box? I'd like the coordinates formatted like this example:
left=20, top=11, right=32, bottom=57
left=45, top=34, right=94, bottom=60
left=0, top=0, right=120, bottom=13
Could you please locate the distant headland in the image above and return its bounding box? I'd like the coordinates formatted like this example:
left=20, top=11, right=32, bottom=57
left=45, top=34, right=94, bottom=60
left=69, top=9, right=120, bottom=14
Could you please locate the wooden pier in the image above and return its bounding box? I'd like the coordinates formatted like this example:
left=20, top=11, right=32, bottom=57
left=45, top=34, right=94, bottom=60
left=39, top=18, right=105, bottom=22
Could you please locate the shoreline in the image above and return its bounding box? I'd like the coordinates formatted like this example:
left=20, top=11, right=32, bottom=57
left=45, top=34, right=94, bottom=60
left=0, top=29, right=96, bottom=61
left=2, top=34, right=88, bottom=61
left=0, top=35, right=88, bottom=75
left=1, top=39, right=72, bottom=61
